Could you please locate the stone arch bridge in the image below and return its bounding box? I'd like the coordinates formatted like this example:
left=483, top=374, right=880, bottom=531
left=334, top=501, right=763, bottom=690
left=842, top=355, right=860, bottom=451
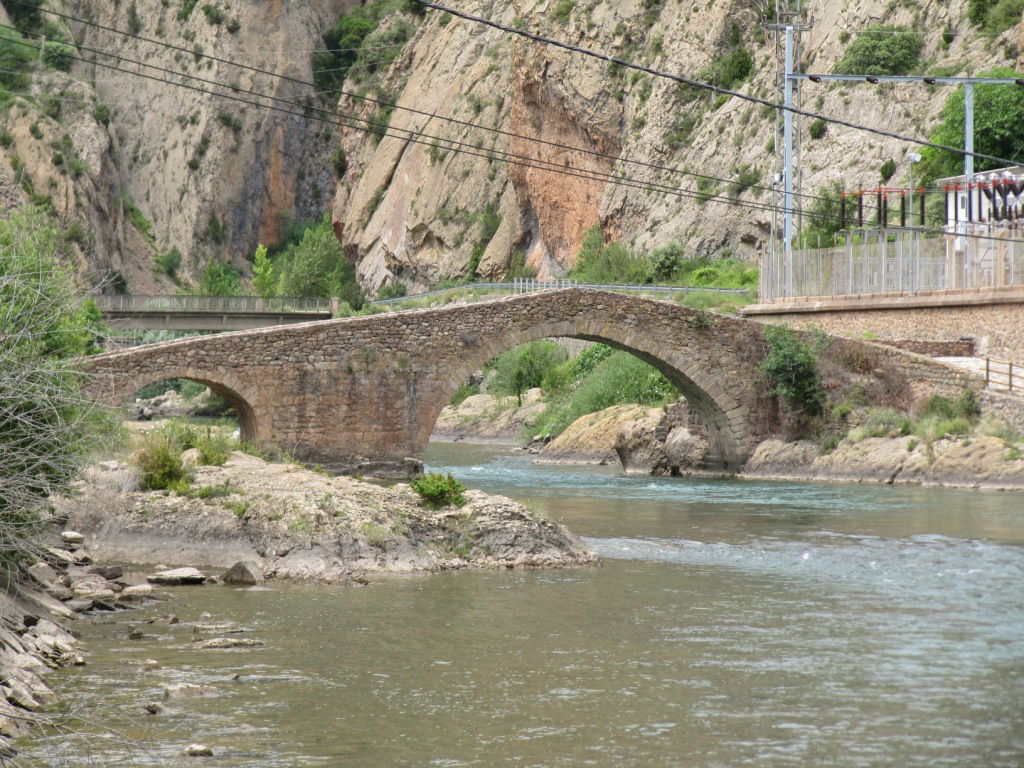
left=84, top=289, right=975, bottom=476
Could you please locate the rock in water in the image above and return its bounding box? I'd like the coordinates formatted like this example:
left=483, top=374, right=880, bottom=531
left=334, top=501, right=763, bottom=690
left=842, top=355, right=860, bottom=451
left=163, top=683, right=218, bottom=700
left=222, top=561, right=262, bottom=585
left=190, top=637, right=264, bottom=650
left=147, top=568, right=206, bottom=585
left=181, top=744, right=213, bottom=757
left=88, top=565, right=124, bottom=580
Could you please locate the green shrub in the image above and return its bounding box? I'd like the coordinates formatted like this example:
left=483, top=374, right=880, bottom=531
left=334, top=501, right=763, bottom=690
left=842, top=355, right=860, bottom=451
left=196, top=427, right=233, bottom=466
left=331, top=146, right=347, bottom=178
left=808, top=119, right=826, bottom=139
left=191, top=481, right=232, bottom=498
left=569, top=227, right=648, bottom=284
left=449, top=382, right=479, bottom=407
left=529, top=349, right=677, bottom=440
left=273, top=216, right=364, bottom=307
left=983, top=0, right=1024, bottom=33
left=133, top=431, right=191, bottom=491
left=201, top=4, right=225, bottom=24
left=156, top=248, right=182, bottom=277
left=879, top=158, right=896, bottom=183
left=411, top=472, right=467, bottom=508
left=196, top=260, right=242, bottom=296
left=849, top=408, right=912, bottom=442
left=552, top=0, right=574, bottom=23
left=376, top=281, right=407, bottom=300
left=758, top=326, right=824, bottom=416
left=701, top=24, right=752, bottom=89
left=42, top=41, right=75, bottom=72
left=155, top=419, right=199, bottom=451
left=0, top=31, right=34, bottom=91
left=834, top=24, right=922, bottom=76
left=178, top=0, right=200, bottom=21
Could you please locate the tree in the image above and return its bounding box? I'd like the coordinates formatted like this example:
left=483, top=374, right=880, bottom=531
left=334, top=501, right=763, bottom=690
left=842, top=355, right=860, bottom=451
left=758, top=326, right=824, bottom=416
left=834, top=25, right=923, bottom=76
left=0, top=207, right=110, bottom=574
left=196, top=260, right=242, bottom=296
left=487, top=341, right=569, bottom=406
left=918, top=67, right=1024, bottom=184
left=252, top=244, right=276, bottom=298
left=275, top=216, right=363, bottom=307
left=798, top=181, right=844, bottom=248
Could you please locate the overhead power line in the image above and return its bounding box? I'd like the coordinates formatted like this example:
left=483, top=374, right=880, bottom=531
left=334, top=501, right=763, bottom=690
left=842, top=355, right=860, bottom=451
left=0, top=30, right=897, bottom=235
left=10, top=35, right=1019, bottom=244
left=13, top=2, right=873, bottom=214
left=413, top=0, right=1024, bottom=169
left=1, top=11, right=1016, bottom=241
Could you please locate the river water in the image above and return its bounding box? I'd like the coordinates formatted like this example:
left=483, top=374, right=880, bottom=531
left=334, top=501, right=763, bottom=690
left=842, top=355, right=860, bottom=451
left=28, top=443, right=1024, bottom=766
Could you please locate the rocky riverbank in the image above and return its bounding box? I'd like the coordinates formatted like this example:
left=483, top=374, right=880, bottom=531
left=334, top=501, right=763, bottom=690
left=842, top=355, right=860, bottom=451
left=56, top=451, right=596, bottom=583
left=431, top=389, right=547, bottom=443
left=743, top=435, right=1024, bottom=491
left=0, top=532, right=167, bottom=759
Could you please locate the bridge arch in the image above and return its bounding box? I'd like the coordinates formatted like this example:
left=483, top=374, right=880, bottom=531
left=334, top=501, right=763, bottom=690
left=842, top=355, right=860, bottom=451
left=418, top=316, right=748, bottom=470
left=105, top=367, right=259, bottom=443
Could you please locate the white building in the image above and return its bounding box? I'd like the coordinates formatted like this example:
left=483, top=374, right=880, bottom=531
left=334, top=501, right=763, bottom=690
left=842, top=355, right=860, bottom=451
left=938, top=166, right=1024, bottom=230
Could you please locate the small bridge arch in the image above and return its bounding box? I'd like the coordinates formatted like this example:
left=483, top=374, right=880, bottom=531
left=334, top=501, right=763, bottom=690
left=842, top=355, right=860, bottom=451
left=94, top=365, right=260, bottom=443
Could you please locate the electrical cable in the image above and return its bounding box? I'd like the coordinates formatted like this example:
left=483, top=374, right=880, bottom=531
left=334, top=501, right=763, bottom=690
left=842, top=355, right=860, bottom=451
left=4, top=1, right=946, bottom=215
left=414, top=0, right=1024, bottom=169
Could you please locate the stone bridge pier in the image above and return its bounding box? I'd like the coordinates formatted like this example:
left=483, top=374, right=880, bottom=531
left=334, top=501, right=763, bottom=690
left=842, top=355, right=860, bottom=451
left=83, top=289, right=976, bottom=477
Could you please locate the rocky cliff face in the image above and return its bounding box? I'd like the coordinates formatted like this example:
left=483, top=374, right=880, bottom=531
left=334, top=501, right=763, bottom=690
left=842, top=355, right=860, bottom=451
left=330, top=0, right=1022, bottom=293
left=0, top=0, right=355, bottom=291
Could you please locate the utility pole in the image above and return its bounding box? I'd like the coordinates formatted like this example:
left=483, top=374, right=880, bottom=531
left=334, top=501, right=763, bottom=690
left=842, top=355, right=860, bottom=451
left=764, top=1, right=812, bottom=300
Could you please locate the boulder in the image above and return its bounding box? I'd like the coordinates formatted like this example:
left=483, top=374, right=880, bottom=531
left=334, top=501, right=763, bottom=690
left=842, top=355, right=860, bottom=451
left=222, top=561, right=262, bottom=586
left=25, top=562, right=59, bottom=587
left=60, top=531, right=85, bottom=546
left=147, top=568, right=207, bottom=585
left=181, top=744, right=213, bottom=757
left=88, top=565, right=124, bottom=580
left=121, top=584, right=154, bottom=598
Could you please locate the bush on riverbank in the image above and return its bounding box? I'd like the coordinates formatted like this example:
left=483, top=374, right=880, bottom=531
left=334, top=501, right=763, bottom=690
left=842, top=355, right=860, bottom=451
left=412, top=472, right=467, bottom=508
left=0, top=206, right=114, bottom=574
left=527, top=346, right=677, bottom=440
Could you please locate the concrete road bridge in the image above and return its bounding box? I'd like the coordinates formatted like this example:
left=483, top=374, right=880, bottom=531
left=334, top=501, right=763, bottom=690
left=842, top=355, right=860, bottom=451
left=84, top=289, right=977, bottom=477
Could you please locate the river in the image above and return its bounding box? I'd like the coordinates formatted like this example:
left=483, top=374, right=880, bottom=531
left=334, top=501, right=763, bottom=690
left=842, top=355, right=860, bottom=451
left=26, top=443, right=1024, bottom=766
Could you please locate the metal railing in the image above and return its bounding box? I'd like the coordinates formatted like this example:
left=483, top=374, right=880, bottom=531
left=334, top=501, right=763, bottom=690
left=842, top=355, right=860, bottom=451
left=761, top=228, right=1024, bottom=300
left=984, top=357, right=1016, bottom=393
left=95, top=294, right=332, bottom=314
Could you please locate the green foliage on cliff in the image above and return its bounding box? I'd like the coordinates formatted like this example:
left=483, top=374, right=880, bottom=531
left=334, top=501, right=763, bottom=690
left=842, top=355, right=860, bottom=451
left=969, top=0, right=1024, bottom=33
left=834, top=25, right=923, bottom=76
left=0, top=31, right=34, bottom=94
left=313, top=0, right=419, bottom=96
left=918, top=68, right=1024, bottom=183
left=569, top=227, right=757, bottom=292
left=701, top=24, right=753, bottom=90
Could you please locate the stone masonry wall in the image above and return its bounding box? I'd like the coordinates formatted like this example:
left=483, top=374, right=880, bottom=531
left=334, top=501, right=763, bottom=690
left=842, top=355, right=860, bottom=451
left=745, top=292, right=1024, bottom=364
left=84, top=290, right=981, bottom=476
